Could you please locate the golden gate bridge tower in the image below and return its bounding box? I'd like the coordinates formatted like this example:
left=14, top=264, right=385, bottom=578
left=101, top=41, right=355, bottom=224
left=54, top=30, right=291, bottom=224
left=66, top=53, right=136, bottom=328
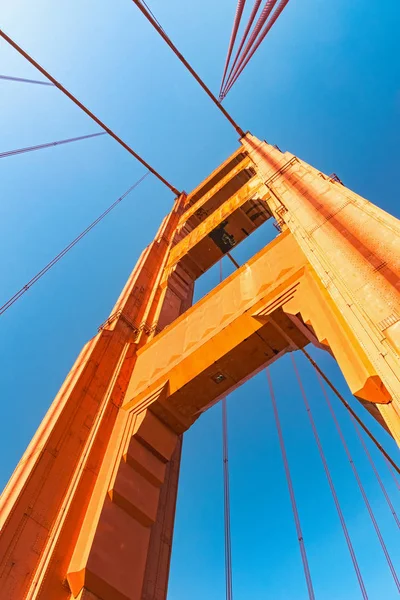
left=1, top=1, right=399, bottom=599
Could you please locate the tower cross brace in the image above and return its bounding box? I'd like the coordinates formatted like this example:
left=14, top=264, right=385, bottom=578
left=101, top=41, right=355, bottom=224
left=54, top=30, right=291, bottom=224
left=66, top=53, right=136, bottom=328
left=1, top=134, right=400, bottom=600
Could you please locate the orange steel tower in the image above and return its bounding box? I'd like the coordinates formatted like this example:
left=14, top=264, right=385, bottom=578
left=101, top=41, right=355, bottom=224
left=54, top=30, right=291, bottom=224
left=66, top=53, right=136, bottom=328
left=1, top=133, right=400, bottom=600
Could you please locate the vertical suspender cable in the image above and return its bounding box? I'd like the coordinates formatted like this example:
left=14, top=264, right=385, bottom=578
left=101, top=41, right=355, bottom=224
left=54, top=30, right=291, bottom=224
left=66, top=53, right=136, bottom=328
left=223, top=0, right=263, bottom=97
left=0, top=74, right=54, bottom=85
left=385, top=459, right=400, bottom=493
left=219, top=0, right=247, bottom=99
left=0, top=132, right=106, bottom=159
left=299, top=347, right=400, bottom=476
left=222, top=396, right=233, bottom=600
left=131, top=1, right=245, bottom=137
left=223, top=0, right=290, bottom=98
left=220, top=260, right=233, bottom=600
left=350, top=419, right=400, bottom=529
left=0, top=173, right=150, bottom=316
left=0, top=29, right=180, bottom=195
left=222, top=0, right=279, bottom=97
left=291, top=354, right=369, bottom=600
left=315, top=371, right=400, bottom=591
left=266, top=368, right=315, bottom=599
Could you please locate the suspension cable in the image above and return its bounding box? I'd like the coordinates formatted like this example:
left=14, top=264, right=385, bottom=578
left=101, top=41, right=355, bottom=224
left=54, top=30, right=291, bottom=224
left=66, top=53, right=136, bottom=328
left=131, top=0, right=245, bottom=137
left=0, top=173, right=149, bottom=316
left=300, top=347, right=400, bottom=476
left=223, top=0, right=291, bottom=98
left=0, top=132, right=106, bottom=159
left=219, top=0, right=247, bottom=99
left=291, top=354, right=368, bottom=599
left=222, top=396, right=233, bottom=600
left=222, top=0, right=262, bottom=98
left=0, top=29, right=179, bottom=195
left=219, top=259, right=233, bottom=600
left=385, top=459, right=400, bottom=493
left=222, top=0, right=279, bottom=97
left=315, top=370, right=400, bottom=591
left=266, top=368, right=315, bottom=599
left=0, top=74, right=54, bottom=86
left=351, top=418, right=400, bottom=529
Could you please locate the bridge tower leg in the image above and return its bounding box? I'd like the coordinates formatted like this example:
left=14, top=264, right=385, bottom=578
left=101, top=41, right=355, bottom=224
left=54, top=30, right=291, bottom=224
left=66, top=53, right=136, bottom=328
left=1, top=135, right=399, bottom=600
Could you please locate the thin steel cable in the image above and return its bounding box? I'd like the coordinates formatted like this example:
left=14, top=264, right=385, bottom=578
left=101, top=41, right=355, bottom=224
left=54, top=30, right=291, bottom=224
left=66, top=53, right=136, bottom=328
left=266, top=319, right=400, bottom=477
left=219, top=0, right=247, bottom=98
left=0, top=173, right=150, bottom=316
left=266, top=368, right=315, bottom=599
left=222, top=396, right=233, bottom=600
left=226, top=252, right=240, bottom=269
left=300, top=347, right=400, bottom=476
left=315, top=370, right=400, bottom=591
left=385, top=459, right=400, bottom=492
left=141, top=0, right=165, bottom=30
left=0, top=132, right=106, bottom=159
left=131, top=0, right=245, bottom=137
left=351, top=418, right=400, bottom=529
left=291, top=354, right=368, bottom=599
left=223, top=0, right=290, bottom=98
left=0, top=29, right=179, bottom=195
left=0, top=74, right=54, bottom=86
left=220, top=259, right=233, bottom=600
left=222, top=0, right=278, bottom=97
left=222, top=0, right=262, bottom=97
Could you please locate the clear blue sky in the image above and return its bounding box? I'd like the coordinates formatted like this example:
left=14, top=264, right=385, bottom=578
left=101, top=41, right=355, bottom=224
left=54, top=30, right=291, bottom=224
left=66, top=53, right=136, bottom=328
left=1, top=1, right=400, bottom=598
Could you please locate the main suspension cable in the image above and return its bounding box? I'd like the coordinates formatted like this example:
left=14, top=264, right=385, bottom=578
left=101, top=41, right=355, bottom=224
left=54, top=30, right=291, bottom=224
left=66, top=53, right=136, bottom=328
left=266, top=368, right=315, bottom=599
left=219, top=0, right=247, bottom=99
left=0, top=173, right=149, bottom=316
left=131, top=0, right=245, bottom=137
left=0, top=74, right=54, bottom=86
left=315, top=370, right=400, bottom=591
left=223, top=0, right=291, bottom=98
left=0, top=29, right=179, bottom=195
left=291, top=354, right=368, bottom=599
left=0, top=132, right=106, bottom=159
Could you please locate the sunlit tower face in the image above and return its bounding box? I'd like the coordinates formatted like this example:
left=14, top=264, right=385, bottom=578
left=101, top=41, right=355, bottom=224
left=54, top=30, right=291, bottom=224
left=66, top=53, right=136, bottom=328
left=1, top=1, right=399, bottom=598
